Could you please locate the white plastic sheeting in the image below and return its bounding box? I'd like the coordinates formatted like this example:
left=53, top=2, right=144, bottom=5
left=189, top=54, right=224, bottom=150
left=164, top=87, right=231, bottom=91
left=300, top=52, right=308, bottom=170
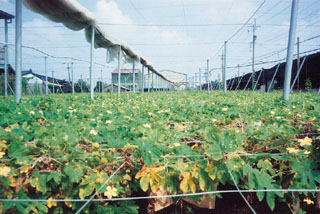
left=22, top=0, right=170, bottom=82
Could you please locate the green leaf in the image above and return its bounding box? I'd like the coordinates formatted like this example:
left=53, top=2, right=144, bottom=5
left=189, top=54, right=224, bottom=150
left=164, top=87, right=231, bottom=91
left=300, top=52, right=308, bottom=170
left=207, top=144, right=223, bottom=161
left=63, top=164, right=84, bottom=183
left=143, top=152, right=152, bottom=166
left=266, top=192, right=275, bottom=210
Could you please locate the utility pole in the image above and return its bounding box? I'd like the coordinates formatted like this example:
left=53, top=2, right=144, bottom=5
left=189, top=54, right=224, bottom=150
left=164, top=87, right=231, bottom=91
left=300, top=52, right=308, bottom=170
left=199, top=68, right=202, bottom=91
left=45, top=56, right=48, bottom=95
left=223, top=41, right=227, bottom=94
left=195, top=73, right=198, bottom=90
left=207, top=60, right=209, bottom=92
left=52, top=71, right=55, bottom=94
left=248, top=18, right=259, bottom=90
left=238, top=64, right=240, bottom=83
left=132, top=61, right=136, bottom=92
left=100, top=69, right=103, bottom=93
left=218, top=73, right=221, bottom=90
left=66, top=63, right=71, bottom=82
left=297, top=37, right=300, bottom=90
left=71, top=62, right=74, bottom=94
left=221, top=52, right=224, bottom=91
left=283, top=0, right=299, bottom=100
left=80, top=75, right=83, bottom=93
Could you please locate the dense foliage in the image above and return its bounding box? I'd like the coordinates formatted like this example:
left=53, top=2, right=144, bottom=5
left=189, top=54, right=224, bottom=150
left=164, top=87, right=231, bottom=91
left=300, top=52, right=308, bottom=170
left=0, top=91, right=319, bottom=213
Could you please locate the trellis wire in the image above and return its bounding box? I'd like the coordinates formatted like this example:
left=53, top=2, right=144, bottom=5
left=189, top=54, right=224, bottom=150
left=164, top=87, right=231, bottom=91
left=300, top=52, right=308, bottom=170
left=75, top=161, right=126, bottom=214
left=0, top=189, right=319, bottom=203
left=225, top=160, right=257, bottom=214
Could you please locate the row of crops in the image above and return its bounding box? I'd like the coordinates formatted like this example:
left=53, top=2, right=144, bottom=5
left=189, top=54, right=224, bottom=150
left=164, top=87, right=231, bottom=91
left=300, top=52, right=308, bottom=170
left=0, top=91, right=319, bottom=213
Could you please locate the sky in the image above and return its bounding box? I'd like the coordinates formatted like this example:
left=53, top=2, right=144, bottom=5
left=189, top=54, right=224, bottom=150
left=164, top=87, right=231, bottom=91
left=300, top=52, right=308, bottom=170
left=0, top=0, right=319, bottom=86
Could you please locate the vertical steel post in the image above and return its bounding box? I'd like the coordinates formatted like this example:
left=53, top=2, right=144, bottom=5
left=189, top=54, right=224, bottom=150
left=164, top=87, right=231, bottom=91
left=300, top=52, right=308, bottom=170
left=152, top=72, right=154, bottom=91
left=4, top=19, right=9, bottom=97
left=237, top=64, right=240, bottom=85
left=199, top=68, right=202, bottom=91
left=296, top=37, right=300, bottom=90
left=52, top=70, right=55, bottom=94
left=223, top=41, right=227, bottom=94
left=45, top=56, right=48, bottom=95
left=141, top=65, right=145, bottom=93
left=148, top=69, right=150, bottom=92
left=90, top=26, right=95, bottom=100
left=132, top=60, right=135, bottom=92
left=100, top=69, right=103, bottom=93
left=207, top=60, right=209, bottom=92
left=283, top=0, right=299, bottom=100
left=251, top=18, right=257, bottom=90
left=15, top=0, right=22, bottom=103
left=117, top=45, right=122, bottom=96
left=71, top=62, right=74, bottom=94
left=80, top=75, right=83, bottom=93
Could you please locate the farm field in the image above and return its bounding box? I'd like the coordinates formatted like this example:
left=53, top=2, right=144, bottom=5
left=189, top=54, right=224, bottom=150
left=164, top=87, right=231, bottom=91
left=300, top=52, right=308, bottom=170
left=0, top=91, right=319, bottom=213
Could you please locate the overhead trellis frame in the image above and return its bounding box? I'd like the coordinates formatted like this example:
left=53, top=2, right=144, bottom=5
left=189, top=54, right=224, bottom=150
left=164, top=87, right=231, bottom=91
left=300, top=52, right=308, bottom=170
left=20, top=0, right=172, bottom=100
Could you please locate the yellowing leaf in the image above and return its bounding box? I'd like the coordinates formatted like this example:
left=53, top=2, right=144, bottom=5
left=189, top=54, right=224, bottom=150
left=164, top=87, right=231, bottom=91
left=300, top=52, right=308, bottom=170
left=298, top=137, right=312, bottom=146
left=47, top=197, right=57, bottom=208
left=65, top=201, right=72, bottom=208
left=0, top=166, right=10, bottom=177
left=92, top=143, right=100, bottom=148
left=140, top=174, right=150, bottom=192
left=180, top=172, right=196, bottom=193
left=205, top=164, right=217, bottom=181
left=9, top=176, right=17, bottom=187
left=20, top=166, right=31, bottom=174
left=303, top=198, right=314, bottom=205
left=0, top=151, right=5, bottom=158
left=286, top=147, right=300, bottom=154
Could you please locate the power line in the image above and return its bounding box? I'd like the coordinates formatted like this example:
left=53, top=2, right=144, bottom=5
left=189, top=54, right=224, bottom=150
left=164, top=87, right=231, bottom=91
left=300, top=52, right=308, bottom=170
left=226, top=0, right=266, bottom=42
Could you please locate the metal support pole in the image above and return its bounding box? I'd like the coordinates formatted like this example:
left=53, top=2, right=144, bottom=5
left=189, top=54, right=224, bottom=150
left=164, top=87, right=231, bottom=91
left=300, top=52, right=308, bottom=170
left=71, top=62, right=74, bottom=94
left=237, top=64, right=240, bottom=84
left=44, top=56, right=48, bottom=95
left=235, top=75, right=244, bottom=90
left=52, top=71, right=55, bottom=94
left=15, top=0, right=22, bottom=103
left=229, top=77, right=235, bottom=90
left=152, top=72, right=154, bottom=91
left=251, top=18, right=257, bottom=90
left=283, top=0, right=299, bottom=100
left=132, top=60, right=135, bottom=92
left=199, top=68, right=202, bottom=91
left=244, top=73, right=253, bottom=91
left=117, top=45, right=122, bottom=96
left=253, top=69, right=263, bottom=91
left=223, top=41, right=227, bottom=94
left=80, top=75, right=83, bottom=93
left=100, top=69, right=103, bottom=93
left=4, top=19, right=9, bottom=97
left=207, top=60, right=209, bottom=92
left=290, top=56, right=306, bottom=92
left=141, top=65, right=145, bottom=93
left=148, top=69, right=150, bottom=92
left=296, top=37, right=300, bottom=90
left=267, top=64, right=280, bottom=92
left=90, top=26, right=95, bottom=100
